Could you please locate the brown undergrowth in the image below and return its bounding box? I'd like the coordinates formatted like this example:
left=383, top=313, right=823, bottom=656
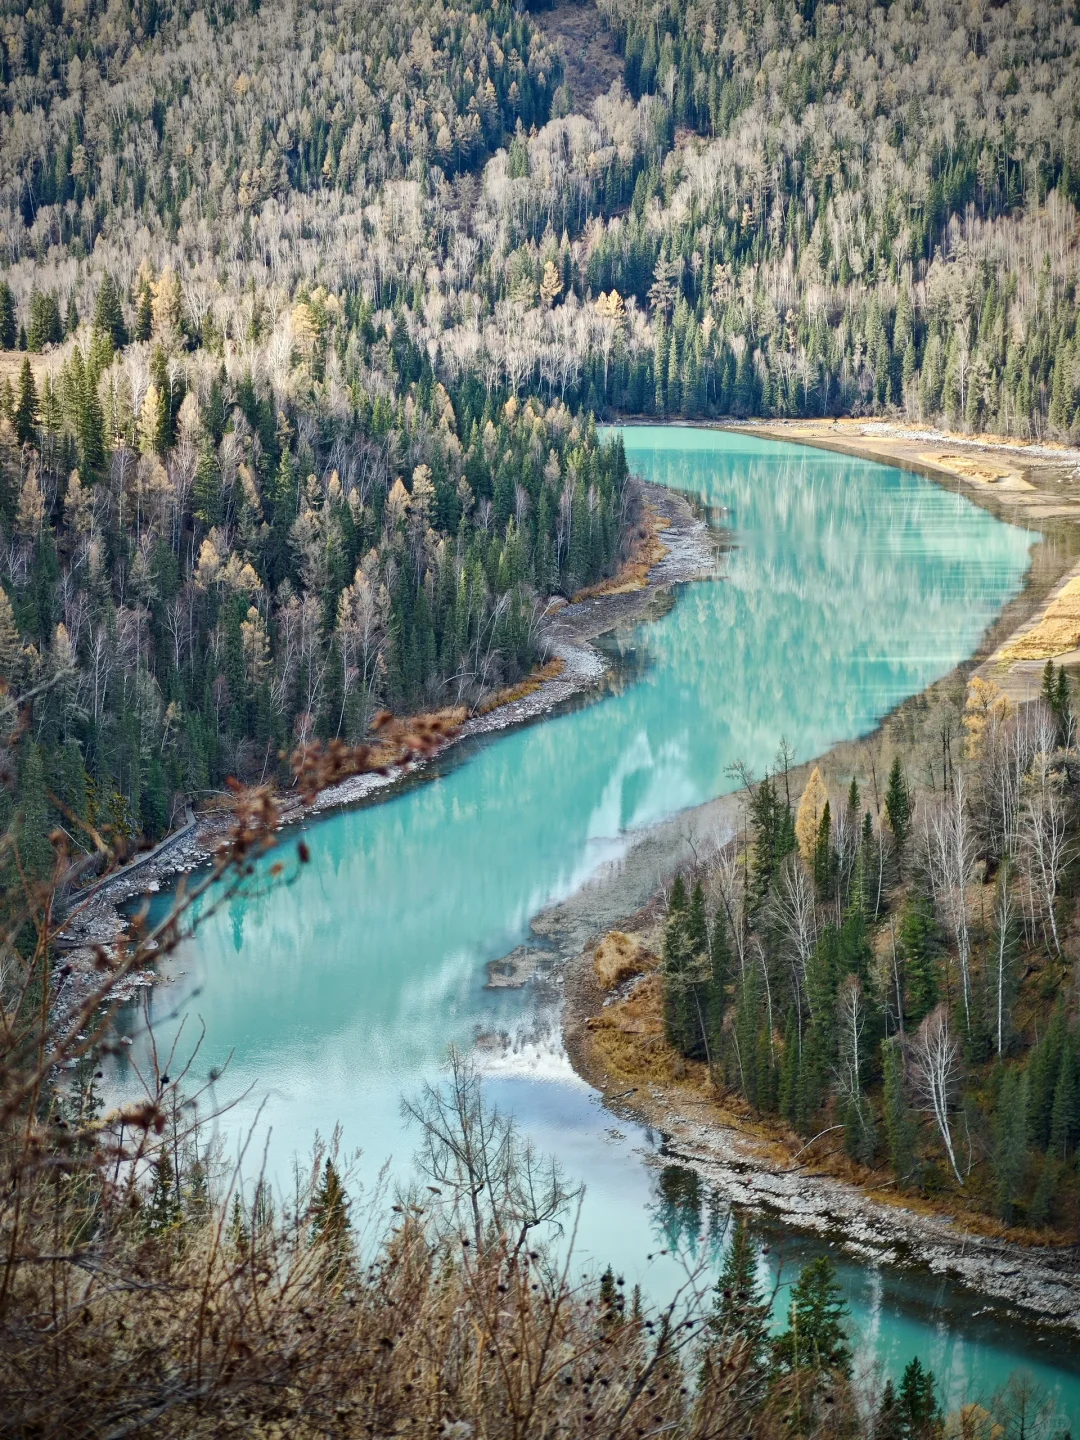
left=571, top=503, right=670, bottom=602
left=3, top=714, right=780, bottom=1438
left=474, top=657, right=566, bottom=715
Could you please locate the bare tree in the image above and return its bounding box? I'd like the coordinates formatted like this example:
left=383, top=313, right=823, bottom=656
left=925, top=774, right=976, bottom=1033
left=403, top=1048, right=580, bottom=1260
left=909, top=1005, right=964, bottom=1185
left=771, top=852, right=816, bottom=1032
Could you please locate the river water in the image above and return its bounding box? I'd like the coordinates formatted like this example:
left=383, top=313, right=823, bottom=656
left=114, top=428, right=1080, bottom=1426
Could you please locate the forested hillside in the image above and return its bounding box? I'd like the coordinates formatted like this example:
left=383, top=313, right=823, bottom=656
left=1, top=0, right=1079, bottom=854
left=0, top=0, right=633, bottom=852
left=642, top=665, right=1080, bottom=1231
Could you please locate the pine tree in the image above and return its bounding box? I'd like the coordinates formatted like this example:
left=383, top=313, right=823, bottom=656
left=1049, top=1042, right=1078, bottom=1159
left=18, top=742, right=53, bottom=881
left=898, top=1356, right=939, bottom=1439
left=874, top=1379, right=904, bottom=1440
left=310, top=1159, right=352, bottom=1279
left=779, top=1012, right=801, bottom=1124
left=710, top=1215, right=769, bottom=1366
left=144, top=1154, right=183, bottom=1234
left=993, top=1068, right=1029, bottom=1224
left=662, top=875, right=710, bottom=1061
left=14, top=357, right=37, bottom=446
left=882, top=1037, right=918, bottom=1186
left=135, top=283, right=153, bottom=343
left=0, top=282, right=16, bottom=349
left=773, top=1255, right=851, bottom=1376
left=1028, top=1155, right=1059, bottom=1229
left=899, top=893, right=938, bottom=1028
left=93, top=273, right=128, bottom=349
left=813, top=798, right=833, bottom=897
left=884, top=757, right=911, bottom=858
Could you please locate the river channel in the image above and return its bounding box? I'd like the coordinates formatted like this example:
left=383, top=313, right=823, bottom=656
left=113, top=427, right=1080, bottom=1427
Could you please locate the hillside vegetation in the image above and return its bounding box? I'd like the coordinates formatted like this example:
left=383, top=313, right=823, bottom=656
left=1, top=0, right=1080, bottom=855
left=620, top=666, right=1080, bottom=1235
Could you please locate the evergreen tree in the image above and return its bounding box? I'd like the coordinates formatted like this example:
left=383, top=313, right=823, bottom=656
left=710, top=1215, right=769, bottom=1367
left=1028, top=1155, right=1059, bottom=1229
left=144, top=1154, right=183, bottom=1235
left=1049, top=1041, right=1078, bottom=1159
left=885, top=757, right=911, bottom=859
left=779, top=1012, right=801, bottom=1125
left=0, top=281, right=16, bottom=350
left=18, top=743, right=53, bottom=882
left=310, top=1159, right=352, bottom=1279
left=813, top=798, right=834, bottom=897
left=899, top=893, right=938, bottom=1028
left=773, top=1255, right=851, bottom=1377
left=94, top=273, right=128, bottom=348
left=14, top=356, right=38, bottom=446
left=898, top=1356, right=939, bottom=1439
left=662, top=875, right=712, bottom=1062
left=882, top=1037, right=918, bottom=1187
left=874, top=1379, right=904, bottom=1440
left=993, top=1068, right=1029, bottom=1224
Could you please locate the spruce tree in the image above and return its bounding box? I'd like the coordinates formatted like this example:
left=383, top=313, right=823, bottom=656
left=874, top=1379, right=904, bottom=1440
left=899, top=893, right=938, bottom=1028
left=310, top=1160, right=352, bottom=1279
left=779, top=1012, right=801, bottom=1125
left=18, top=742, right=53, bottom=882
left=14, top=356, right=37, bottom=446
left=1028, top=1155, right=1058, bottom=1229
left=1049, top=1042, right=1078, bottom=1159
left=711, top=1215, right=769, bottom=1366
left=882, top=1037, right=918, bottom=1186
left=898, top=1357, right=939, bottom=1439
left=813, top=799, right=833, bottom=897
left=0, top=281, right=16, bottom=350
left=885, top=756, right=911, bottom=858
left=94, top=273, right=129, bottom=348
left=773, top=1255, right=851, bottom=1377
left=144, top=1154, right=183, bottom=1235
left=993, top=1068, right=1029, bottom=1224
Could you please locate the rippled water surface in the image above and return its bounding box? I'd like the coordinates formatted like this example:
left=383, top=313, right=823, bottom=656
left=116, top=428, right=1080, bottom=1425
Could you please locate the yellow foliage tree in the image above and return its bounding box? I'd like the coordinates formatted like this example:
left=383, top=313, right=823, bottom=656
left=795, top=766, right=829, bottom=863
left=964, top=675, right=1011, bottom=758
left=539, top=260, right=562, bottom=307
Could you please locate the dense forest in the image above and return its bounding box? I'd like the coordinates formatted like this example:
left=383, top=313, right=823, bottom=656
left=1, top=0, right=1080, bottom=853
left=652, top=663, right=1080, bottom=1233
left=0, top=0, right=639, bottom=852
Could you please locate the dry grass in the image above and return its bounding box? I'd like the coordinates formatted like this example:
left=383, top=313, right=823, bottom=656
left=474, top=658, right=565, bottom=716
left=571, top=504, right=669, bottom=602
left=1000, top=573, right=1080, bottom=659
left=592, top=929, right=653, bottom=990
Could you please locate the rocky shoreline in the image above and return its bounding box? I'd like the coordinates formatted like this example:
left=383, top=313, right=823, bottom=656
left=520, top=422, right=1080, bottom=1337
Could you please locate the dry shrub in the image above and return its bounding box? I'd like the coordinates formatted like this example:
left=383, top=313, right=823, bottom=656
left=0, top=697, right=776, bottom=1440
left=593, top=929, right=652, bottom=989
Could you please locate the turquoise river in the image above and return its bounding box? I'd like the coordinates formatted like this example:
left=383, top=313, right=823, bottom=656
left=114, top=427, right=1080, bottom=1429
